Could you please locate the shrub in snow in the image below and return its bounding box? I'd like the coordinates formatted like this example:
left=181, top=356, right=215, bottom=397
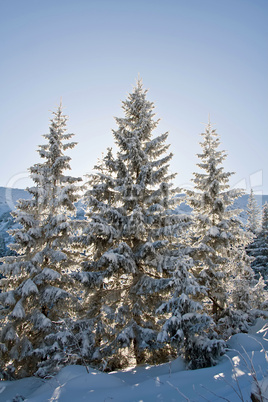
left=0, top=105, right=82, bottom=378
left=251, top=375, right=268, bottom=402
left=156, top=257, right=225, bottom=369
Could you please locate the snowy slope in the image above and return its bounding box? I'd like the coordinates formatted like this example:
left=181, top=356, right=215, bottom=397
left=0, top=319, right=267, bottom=402
left=0, top=187, right=31, bottom=215
left=0, top=187, right=31, bottom=256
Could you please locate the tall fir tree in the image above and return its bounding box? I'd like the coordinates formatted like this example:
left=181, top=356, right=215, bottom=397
left=0, top=234, right=6, bottom=258
left=185, top=121, right=262, bottom=330
left=76, top=81, right=222, bottom=370
left=0, top=105, right=82, bottom=378
left=246, top=189, right=261, bottom=235
left=247, top=201, right=268, bottom=283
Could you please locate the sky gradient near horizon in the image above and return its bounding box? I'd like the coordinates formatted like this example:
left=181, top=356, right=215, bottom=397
left=1, top=0, right=267, bottom=194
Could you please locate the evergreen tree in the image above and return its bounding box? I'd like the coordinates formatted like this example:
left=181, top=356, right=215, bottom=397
left=76, top=81, right=222, bottom=370
left=247, top=202, right=268, bottom=283
left=0, top=234, right=6, bottom=259
left=186, top=121, right=260, bottom=326
left=222, top=245, right=268, bottom=338
left=0, top=105, right=82, bottom=378
left=246, top=189, right=261, bottom=235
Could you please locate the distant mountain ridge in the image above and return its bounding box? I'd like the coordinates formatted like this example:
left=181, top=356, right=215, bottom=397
left=0, top=186, right=31, bottom=215
left=0, top=187, right=32, bottom=257
left=0, top=187, right=268, bottom=258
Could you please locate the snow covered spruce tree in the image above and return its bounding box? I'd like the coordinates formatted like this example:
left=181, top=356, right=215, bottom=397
left=185, top=121, right=265, bottom=334
left=246, top=189, right=261, bottom=235
left=247, top=202, right=268, bottom=283
left=0, top=104, right=82, bottom=378
left=76, top=80, right=222, bottom=370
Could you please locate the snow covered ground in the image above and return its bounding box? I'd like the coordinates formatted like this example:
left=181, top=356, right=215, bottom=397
left=0, top=319, right=267, bottom=402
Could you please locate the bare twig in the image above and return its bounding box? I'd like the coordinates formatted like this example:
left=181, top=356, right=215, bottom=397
left=166, top=380, right=191, bottom=402
left=224, top=354, right=245, bottom=401
left=200, top=384, right=231, bottom=401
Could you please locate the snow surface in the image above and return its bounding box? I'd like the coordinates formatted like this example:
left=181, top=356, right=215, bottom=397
left=1, top=319, right=267, bottom=402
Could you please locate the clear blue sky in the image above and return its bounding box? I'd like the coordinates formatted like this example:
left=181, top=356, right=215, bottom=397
left=1, top=0, right=267, bottom=194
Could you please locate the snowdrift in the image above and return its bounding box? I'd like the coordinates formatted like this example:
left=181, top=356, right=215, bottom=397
left=0, top=319, right=267, bottom=402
